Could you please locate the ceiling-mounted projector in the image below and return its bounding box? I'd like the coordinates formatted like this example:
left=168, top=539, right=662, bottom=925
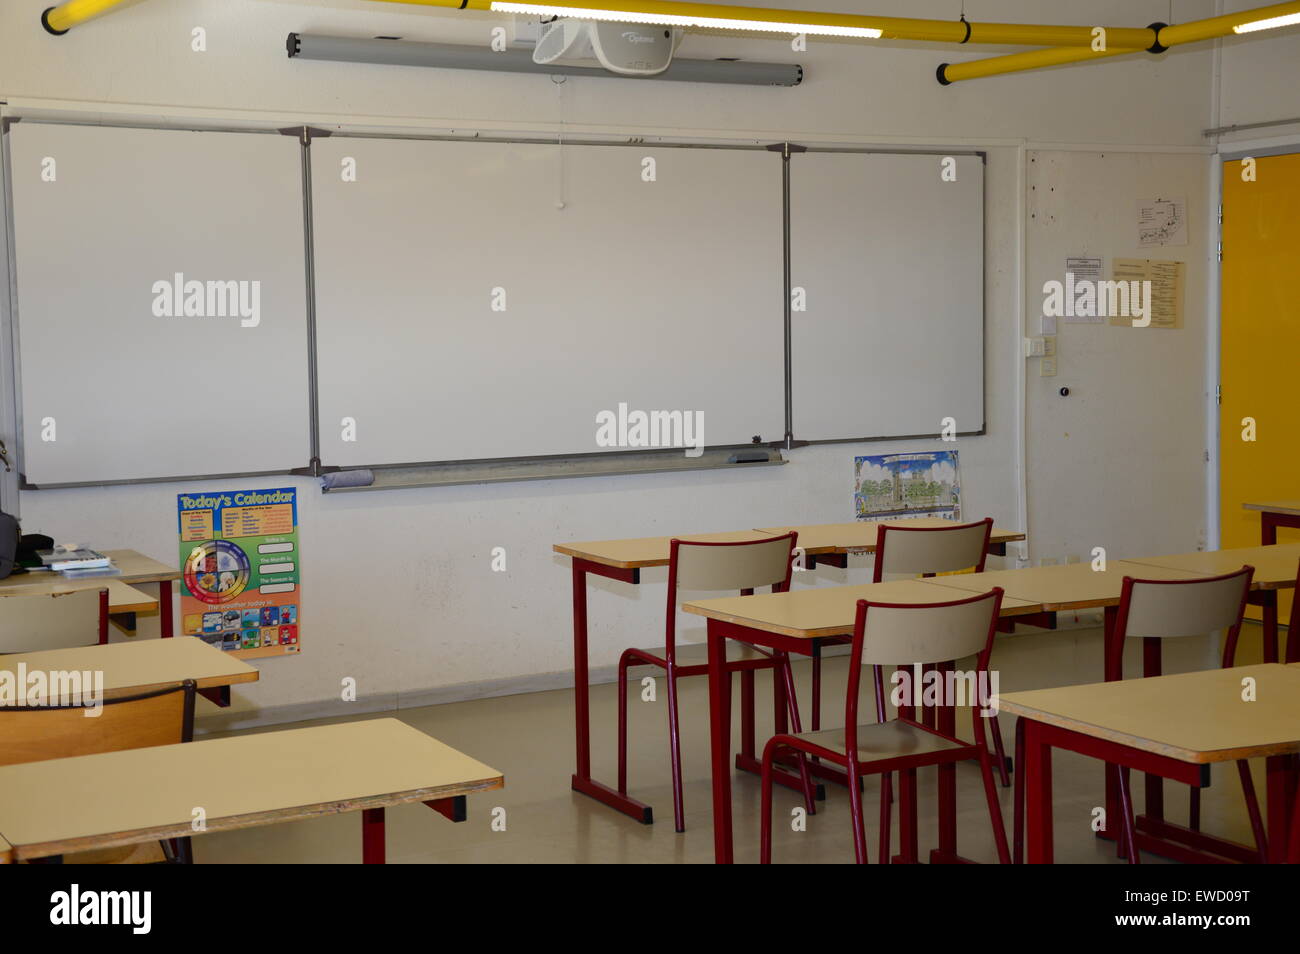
left=533, top=19, right=683, bottom=76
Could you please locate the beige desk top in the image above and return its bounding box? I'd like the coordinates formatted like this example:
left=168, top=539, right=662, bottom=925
left=0, top=550, right=177, bottom=598
left=105, top=581, right=158, bottom=615
left=0, top=637, right=258, bottom=697
left=0, top=718, right=503, bottom=860
left=925, top=560, right=1203, bottom=611
left=556, top=522, right=1027, bottom=568
left=755, top=520, right=1026, bottom=555
left=998, top=664, right=1300, bottom=763
left=1123, top=543, right=1300, bottom=590
left=1244, top=500, right=1300, bottom=516
left=554, top=530, right=779, bottom=569
left=683, top=577, right=1039, bottom=640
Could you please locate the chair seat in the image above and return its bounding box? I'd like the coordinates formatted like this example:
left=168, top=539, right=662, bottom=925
left=630, top=641, right=775, bottom=667
left=790, top=719, right=968, bottom=763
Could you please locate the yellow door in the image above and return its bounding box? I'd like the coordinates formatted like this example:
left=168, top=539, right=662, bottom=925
left=1219, top=152, right=1300, bottom=652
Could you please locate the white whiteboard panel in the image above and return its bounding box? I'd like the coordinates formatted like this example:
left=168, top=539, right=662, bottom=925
left=790, top=152, right=984, bottom=441
left=311, top=138, right=784, bottom=466
left=9, top=124, right=310, bottom=485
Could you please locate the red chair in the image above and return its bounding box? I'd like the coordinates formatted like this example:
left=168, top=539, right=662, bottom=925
left=761, top=587, right=1010, bottom=864
left=809, top=519, right=1010, bottom=784
left=1102, top=567, right=1262, bottom=863
left=617, top=532, right=814, bottom=833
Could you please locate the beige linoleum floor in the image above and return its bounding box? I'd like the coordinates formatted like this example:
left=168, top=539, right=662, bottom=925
left=195, top=622, right=1265, bottom=864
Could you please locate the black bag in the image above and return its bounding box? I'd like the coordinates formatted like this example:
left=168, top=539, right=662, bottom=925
left=0, top=511, right=17, bottom=579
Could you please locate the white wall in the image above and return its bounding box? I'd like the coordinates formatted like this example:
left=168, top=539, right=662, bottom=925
left=1217, top=1, right=1300, bottom=132
left=0, top=0, right=1222, bottom=724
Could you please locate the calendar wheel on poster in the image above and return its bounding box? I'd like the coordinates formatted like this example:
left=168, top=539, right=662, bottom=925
left=183, top=539, right=252, bottom=604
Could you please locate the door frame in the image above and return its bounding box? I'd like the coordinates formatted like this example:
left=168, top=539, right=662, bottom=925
left=0, top=109, right=21, bottom=517
left=1211, top=140, right=1300, bottom=551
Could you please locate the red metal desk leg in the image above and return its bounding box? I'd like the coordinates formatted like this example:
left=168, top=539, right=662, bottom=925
left=158, top=579, right=174, bottom=637
left=98, top=589, right=109, bottom=645
left=197, top=686, right=231, bottom=707
left=425, top=795, right=467, bottom=822
left=362, top=807, right=385, bottom=864
left=568, top=559, right=653, bottom=824
left=1266, top=755, right=1297, bottom=864
left=1261, top=512, right=1281, bottom=546
left=1023, top=719, right=1054, bottom=864
left=1254, top=590, right=1279, bottom=664
left=707, top=619, right=734, bottom=864
left=1141, top=638, right=1165, bottom=832
left=1100, top=605, right=1122, bottom=851
left=1257, top=510, right=1300, bottom=661
left=1013, top=717, right=1026, bottom=863
left=931, top=663, right=959, bottom=863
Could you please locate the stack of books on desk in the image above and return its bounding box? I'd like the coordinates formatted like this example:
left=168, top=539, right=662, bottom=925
left=36, top=548, right=120, bottom=578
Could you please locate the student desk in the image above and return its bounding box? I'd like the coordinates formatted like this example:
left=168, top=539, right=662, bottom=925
left=1245, top=500, right=1300, bottom=546
left=0, top=718, right=502, bottom=864
left=0, top=550, right=180, bottom=641
left=0, top=638, right=258, bottom=705
left=754, top=519, right=1025, bottom=567
left=0, top=833, right=10, bottom=864
left=104, top=581, right=157, bottom=615
left=683, top=578, right=1042, bottom=863
left=999, top=665, right=1300, bottom=864
left=924, top=560, right=1204, bottom=611
left=103, top=581, right=158, bottom=638
left=1124, top=542, right=1300, bottom=663
left=919, top=553, right=1298, bottom=861
left=554, top=530, right=775, bottom=823
left=554, top=523, right=1025, bottom=824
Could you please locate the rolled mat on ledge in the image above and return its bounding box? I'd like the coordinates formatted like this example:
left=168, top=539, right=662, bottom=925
left=321, top=469, right=376, bottom=491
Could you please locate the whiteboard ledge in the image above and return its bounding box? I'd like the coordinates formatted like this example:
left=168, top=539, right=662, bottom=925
left=320, top=448, right=786, bottom=493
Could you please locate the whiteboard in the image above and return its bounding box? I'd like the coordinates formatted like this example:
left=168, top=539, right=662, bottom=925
left=311, top=138, right=785, bottom=466
left=789, top=152, right=984, bottom=441
left=9, top=123, right=310, bottom=485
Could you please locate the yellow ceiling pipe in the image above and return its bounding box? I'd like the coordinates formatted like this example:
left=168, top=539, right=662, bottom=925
left=937, top=0, right=1300, bottom=84
left=1160, top=0, right=1300, bottom=42
left=41, top=0, right=136, bottom=34
left=374, top=0, right=1158, bottom=47
left=937, top=45, right=1141, bottom=85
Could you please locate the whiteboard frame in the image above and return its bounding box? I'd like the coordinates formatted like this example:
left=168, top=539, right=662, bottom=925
left=0, top=116, right=990, bottom=488
left=785, top=146, right=987, bottom=446
left=307, top=131, right=788, bottom=470
left=4, top=118, right=316, bottom=489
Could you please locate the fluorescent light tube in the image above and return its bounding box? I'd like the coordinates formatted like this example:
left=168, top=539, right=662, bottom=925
left=489, top=2, right=883, bottom=38
left=1232, top=11, right=1300, bottom=32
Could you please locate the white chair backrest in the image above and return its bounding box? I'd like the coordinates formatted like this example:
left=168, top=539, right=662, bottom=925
left=1122, top=570, right=1250, bottom=640
left=877, top=520, right=990, bottom=578
left=859, top=591, right=1000, bottom=667
left=0, top=591, right=100, bottom=654
left=673, top=535, right=793, bottom=593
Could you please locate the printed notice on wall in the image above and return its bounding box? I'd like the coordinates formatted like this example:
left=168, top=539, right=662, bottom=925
left=1063, top=256, right=1104, bottom=323
left=1110, top=259, right=1185, bottom=330
left=178, top=487, right=302, bottom=658
left=1138, top=196, right=1187, bottom=247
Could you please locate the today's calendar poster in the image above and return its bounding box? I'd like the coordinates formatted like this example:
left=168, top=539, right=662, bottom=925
left=176, top=487, right=302, bottom=659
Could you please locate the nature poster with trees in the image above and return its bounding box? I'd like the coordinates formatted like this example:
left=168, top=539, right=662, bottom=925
left=854, top=451, right=961, bottom=520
